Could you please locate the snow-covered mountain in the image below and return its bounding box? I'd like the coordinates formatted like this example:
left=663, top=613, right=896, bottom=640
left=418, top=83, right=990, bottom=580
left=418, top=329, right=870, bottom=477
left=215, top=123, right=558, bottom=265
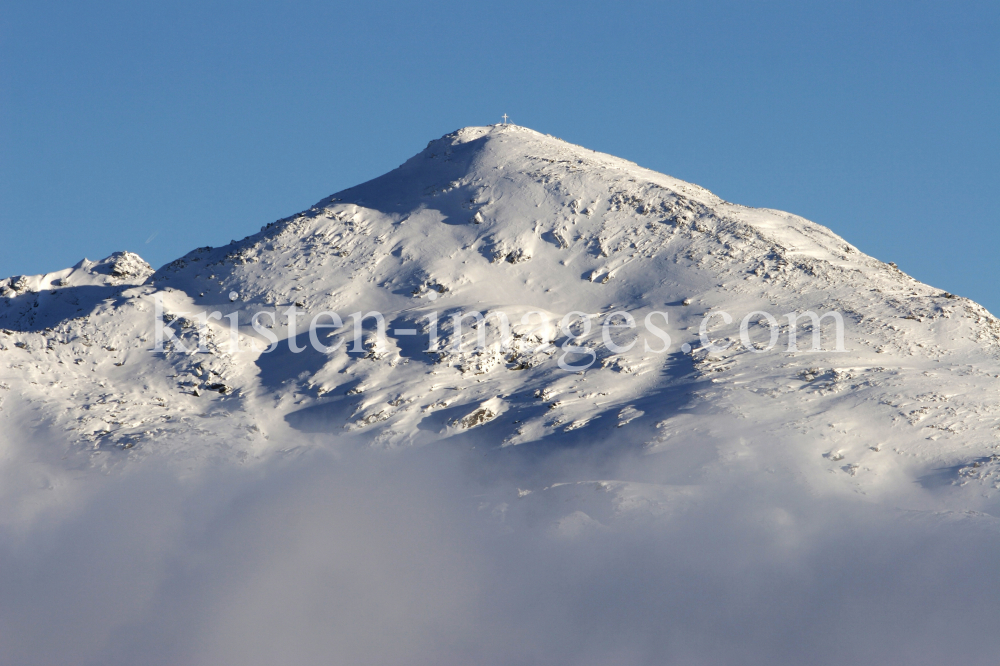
left=4, top=124, right=998, bottom=500
left=3, top=125, right=1000, bottom=665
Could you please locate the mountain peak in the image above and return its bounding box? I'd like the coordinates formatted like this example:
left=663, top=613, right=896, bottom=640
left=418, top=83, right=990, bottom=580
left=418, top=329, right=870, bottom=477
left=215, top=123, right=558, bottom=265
left=326, top=123, right=709, bottom=214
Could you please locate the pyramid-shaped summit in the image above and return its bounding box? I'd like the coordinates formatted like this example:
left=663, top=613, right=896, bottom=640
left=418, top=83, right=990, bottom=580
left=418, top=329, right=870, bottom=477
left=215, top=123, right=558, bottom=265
left=156, top=122, right=936, bottom=326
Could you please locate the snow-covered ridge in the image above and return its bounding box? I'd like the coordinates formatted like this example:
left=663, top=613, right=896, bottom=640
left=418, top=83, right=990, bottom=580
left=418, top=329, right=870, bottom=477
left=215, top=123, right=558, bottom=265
left=0, top=251, right=152, bottom=297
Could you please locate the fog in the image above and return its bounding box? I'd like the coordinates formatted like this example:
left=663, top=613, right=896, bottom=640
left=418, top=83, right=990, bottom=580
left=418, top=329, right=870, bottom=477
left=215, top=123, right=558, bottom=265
left=2, top=438, right=1000, bottom=665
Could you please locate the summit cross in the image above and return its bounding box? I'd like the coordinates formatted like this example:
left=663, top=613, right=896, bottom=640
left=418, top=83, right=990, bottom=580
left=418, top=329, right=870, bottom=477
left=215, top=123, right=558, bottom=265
left=502, top=113, right=509, bottom=124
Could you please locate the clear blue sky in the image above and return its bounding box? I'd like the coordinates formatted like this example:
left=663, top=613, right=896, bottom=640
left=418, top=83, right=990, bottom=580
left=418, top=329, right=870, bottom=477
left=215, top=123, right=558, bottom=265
left=2, top=1, right=998, bottom=312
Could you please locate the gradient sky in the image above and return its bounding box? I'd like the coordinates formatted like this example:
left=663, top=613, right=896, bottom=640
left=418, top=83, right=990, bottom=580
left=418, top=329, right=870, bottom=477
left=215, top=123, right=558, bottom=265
left=2, top=1, right=998, bottom=313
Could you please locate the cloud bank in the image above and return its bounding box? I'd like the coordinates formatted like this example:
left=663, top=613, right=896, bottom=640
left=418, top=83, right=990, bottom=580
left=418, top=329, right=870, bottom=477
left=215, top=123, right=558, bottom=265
left=2, top=439, right=1000, bottom=666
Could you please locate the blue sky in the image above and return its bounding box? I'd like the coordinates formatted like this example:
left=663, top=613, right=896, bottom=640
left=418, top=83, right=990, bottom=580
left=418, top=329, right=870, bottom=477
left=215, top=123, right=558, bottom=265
left=2, top=1, right=998, bottom=312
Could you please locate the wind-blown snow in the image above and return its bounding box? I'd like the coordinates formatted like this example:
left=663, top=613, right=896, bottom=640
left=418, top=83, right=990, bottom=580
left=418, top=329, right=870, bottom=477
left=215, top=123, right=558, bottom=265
left=2, top=125, right=1000, bottom=665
